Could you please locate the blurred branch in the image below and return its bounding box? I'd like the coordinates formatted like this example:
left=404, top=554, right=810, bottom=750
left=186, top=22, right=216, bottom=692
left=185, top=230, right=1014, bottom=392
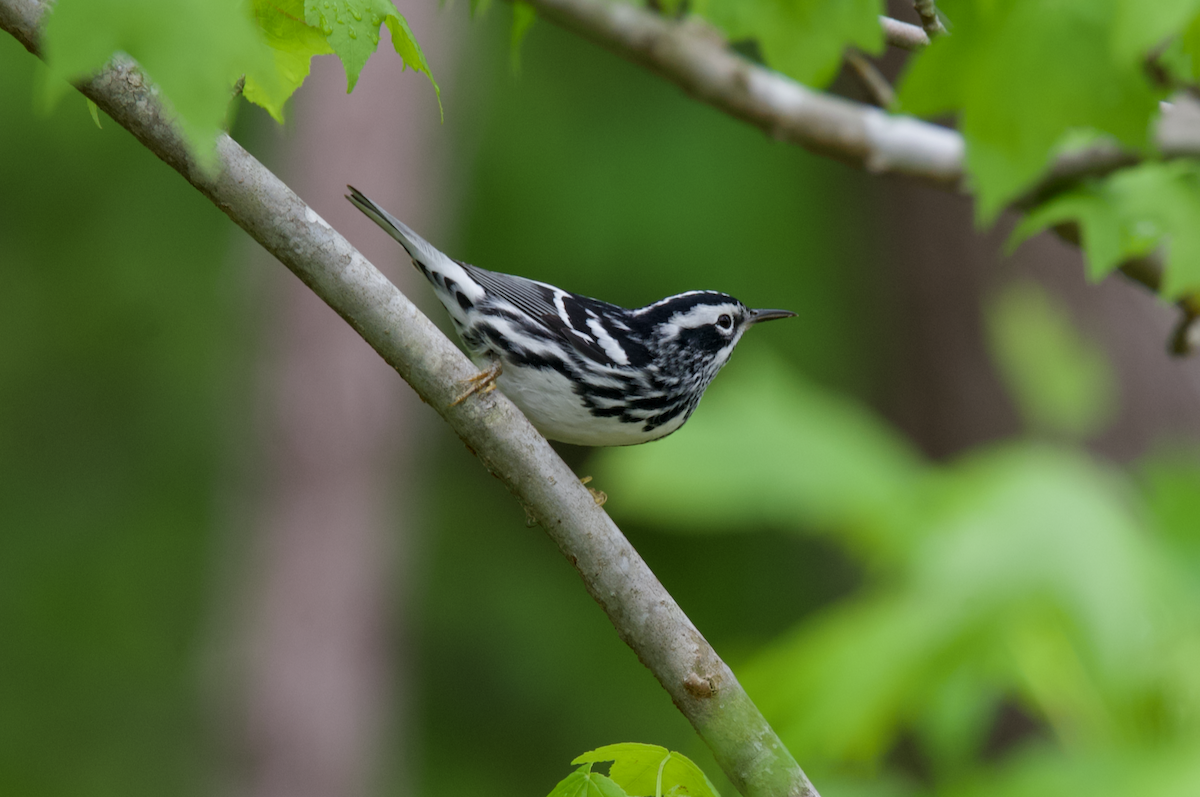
left=513, top=0, right=1200, bottom=351
left=881, top=14, right=930, bottom=50
left=523, top=0, right=967, bottom=185
left=0, top=2, right=819, bottom=795
left=912, top=1, right=946, bottom=38
left=518, top=0, right=1200, bottom=191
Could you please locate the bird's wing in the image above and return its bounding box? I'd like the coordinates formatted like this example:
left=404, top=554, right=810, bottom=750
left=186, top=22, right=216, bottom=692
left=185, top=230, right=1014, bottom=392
left=460, top=262, right=619, bottom=366
left=458, top=261, right=558, bottom=322
left=347, top=186, right=624, bottom=367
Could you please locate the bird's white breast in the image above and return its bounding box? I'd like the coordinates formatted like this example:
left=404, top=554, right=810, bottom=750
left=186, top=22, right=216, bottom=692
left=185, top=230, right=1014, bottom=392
left=491, top=362, right=685, bottom=447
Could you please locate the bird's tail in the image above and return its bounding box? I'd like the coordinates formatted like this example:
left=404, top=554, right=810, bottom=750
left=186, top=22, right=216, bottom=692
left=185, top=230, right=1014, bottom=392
left=345, top=186, right=456, bottom=281
left=345, top=187, right=486, bottom=324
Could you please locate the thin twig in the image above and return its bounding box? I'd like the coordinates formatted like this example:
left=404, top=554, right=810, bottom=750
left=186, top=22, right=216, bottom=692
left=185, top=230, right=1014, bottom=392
left=845, top=50, right=895, bottom=109
left=510, top=0, right=1200, bottom=190
left=881, top=15, right=929, bottom=50
left=521, top=0, right=967, bottom=185
left=0, top=2, right=822, bottom=795
left=912, top=0, right=946, bottom=38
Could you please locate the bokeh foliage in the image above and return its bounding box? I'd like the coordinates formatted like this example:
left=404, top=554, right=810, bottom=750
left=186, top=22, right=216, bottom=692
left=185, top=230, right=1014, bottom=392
left=596, top=281, right=1200, bottom=796
left=1, top=32, right=244, bottom=797
left=5, top=3, right=1200, bottom=797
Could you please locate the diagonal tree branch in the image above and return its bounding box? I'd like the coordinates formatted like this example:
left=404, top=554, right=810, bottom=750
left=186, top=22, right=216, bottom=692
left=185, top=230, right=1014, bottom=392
left=0, top=1, right=819, bottom=795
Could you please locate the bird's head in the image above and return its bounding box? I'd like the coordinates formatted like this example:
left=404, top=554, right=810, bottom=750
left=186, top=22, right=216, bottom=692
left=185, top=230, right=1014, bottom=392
left=635, top=291, right=795, bottom=377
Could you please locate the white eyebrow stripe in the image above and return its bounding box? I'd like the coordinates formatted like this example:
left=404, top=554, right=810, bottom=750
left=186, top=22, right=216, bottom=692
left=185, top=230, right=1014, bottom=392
left=670, top=303, right=739, bottom=328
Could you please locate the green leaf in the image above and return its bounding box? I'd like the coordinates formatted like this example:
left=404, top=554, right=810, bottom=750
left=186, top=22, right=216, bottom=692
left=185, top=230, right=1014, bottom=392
left=574, top=744, right=720, bottom=797
left=745, top=588, right=961, bottom=762
left=42, top=0, right=279, bottom=171
left=1010, top=191, right=1126, bottom=281
left=916, top=665, right=997, bottom=774
left=898, top=0, right=1164, bottom=222
left=1139, top=449, right=1200, bottom=578
left=593, top=351, right=926, bottom=561
left=548, top=765, right=629, bottom=797
left=383, top=9, right=442, bottom=117
left=1175, top=14, right=1200, bottom=82
left=244, top=0, right=333, bottom=122
left=944, top=743, right=1200, bottom=797
left=1111, top=0, right=1200, bottom=67
left=510, top=2, right=537, bottom=74
left=305, top=0, right=440, bottom=113
left=86, top=98, right=103, bottom=128
left=1011, top=161, right=1200, bottom=297
left=743, top=445, right=1181, bottom=761
left=696, top=0, right=884, bottom=88
left=984, top=280, right=1117, bottom=440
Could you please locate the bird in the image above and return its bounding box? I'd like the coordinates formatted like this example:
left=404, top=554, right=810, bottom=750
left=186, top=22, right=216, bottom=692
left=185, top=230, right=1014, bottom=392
left=346, top=187, right=795, bottom=447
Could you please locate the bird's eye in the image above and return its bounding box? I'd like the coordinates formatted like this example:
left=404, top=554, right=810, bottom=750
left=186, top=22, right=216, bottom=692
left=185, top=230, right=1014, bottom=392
left=717, top=314, right=733, bottom=330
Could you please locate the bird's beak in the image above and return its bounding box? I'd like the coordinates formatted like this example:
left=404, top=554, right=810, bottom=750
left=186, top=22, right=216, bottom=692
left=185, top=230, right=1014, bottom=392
left=748, top=308, right=797, bottom=324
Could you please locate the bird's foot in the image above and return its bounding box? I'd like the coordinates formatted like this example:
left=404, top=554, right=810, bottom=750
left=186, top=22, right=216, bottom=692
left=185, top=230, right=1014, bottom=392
left=451, top=358, right=503, bottom=407
left=580, top=476, right=607, bottom=507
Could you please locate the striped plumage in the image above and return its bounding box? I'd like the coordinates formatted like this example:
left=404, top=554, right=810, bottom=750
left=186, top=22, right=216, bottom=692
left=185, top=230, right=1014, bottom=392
left=347, top=187, right=795, bottom=446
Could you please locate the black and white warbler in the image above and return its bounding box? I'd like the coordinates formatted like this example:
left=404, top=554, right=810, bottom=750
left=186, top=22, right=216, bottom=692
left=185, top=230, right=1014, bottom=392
left=347, top=187, right=795, bottom=447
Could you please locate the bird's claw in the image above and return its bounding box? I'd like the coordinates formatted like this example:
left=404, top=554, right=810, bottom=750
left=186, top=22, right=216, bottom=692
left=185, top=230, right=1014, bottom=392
left=451, top=359, right=503, bottom=407
left=580, top=476, right=608, bottom=507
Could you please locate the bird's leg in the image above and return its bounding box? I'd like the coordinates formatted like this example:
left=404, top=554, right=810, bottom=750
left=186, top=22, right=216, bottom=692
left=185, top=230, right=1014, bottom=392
left=450, top=356, right=503, bottom=407
left=580, top=475, right=608, bottom=507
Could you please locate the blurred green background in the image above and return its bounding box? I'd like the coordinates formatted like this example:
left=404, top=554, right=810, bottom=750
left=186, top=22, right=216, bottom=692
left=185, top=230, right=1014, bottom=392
left=3, top=5, right=1200, bottom=797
